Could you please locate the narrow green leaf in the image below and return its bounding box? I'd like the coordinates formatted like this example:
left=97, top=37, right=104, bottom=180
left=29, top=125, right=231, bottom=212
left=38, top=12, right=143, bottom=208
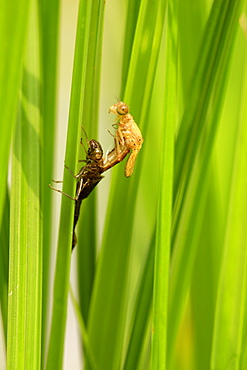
left=77, top=0, right=106, bottom=326
left=7, top=1, right=43, bottom=368
left=211, top=37, right=247, bottom=370
left=168, top=0, right=245, bottom=363
left=177, top=0, right=205, bottom=103
left=0, top=0, right=31, bottom=228
left=39, top=0, right=61, bottom=362
left=46, top=1, right=94, bottom=368
left=86, top=0, right=166, bottom=368
left=191, top=174, right=223, bottom=370
left=151, top=0, right=175, bottom=367
left=123, top=232, right=155, bottom=370
left=0, top=190, right=9, bottom=343
left=69, top=287, right=97, bottom=370
left=120, top=0, right=141, bottom=97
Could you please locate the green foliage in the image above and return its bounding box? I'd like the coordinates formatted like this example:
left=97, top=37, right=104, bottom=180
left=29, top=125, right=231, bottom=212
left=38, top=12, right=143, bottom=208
left=0, top=0, right=247, bottom=369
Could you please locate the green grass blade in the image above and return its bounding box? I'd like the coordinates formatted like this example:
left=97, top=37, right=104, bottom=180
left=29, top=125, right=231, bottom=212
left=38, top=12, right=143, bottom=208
left=177, top=1, right=205, bottom=104
left=168, top=0, right=245, bottom=362
left=86, top=1, right=166, bottom=368
left=124, top=0, right=166, bottom=108
left=174, top=0, right=242, bottom=194
left=76, top=0, right=106, bottom=325
left=123, top=232, right=155, bottom=370
left=81, top=0, right=105, bottom=133
left=211, top=35, right=247, bottom=370
left=120, top=0, right=141, bottom=97
left=191, top=177, right=222, bottom=370
left=0, top=0, right=30, bottom=228
left=76, top=197, right=97, bottom=324
left=151, top=1, right=175, bottom=367
left=69, top=287, right=97, bottom=370
left=45, top=1, right=94, bottom=368
left=39, top=0, right=60, bottom=360
left=190, top=24, right=247, bottom=369
left=7, top=1, right=43, bottom=368
left=0, top=190, right=9, bottom=343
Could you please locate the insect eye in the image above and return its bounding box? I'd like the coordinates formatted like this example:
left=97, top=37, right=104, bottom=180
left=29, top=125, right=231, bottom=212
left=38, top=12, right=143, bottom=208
left=117, top=104, right=128, bottom=115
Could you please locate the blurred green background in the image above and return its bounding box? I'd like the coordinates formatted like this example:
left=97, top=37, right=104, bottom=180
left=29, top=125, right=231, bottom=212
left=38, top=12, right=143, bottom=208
left=1, top=0, right=247, bottom=369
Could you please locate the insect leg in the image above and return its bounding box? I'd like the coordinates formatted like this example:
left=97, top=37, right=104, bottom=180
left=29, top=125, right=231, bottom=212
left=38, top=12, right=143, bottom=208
left=115, top=129, right=125, bottom=160
left=64, top=165, right=82, bottom=179
left=106, top=128, right=114, bottom=137
left=81, top=126, right=89, bottom=143
left=48, top=184, right=77, bottom=200
left=117, top=127, right=125, bottom=146
left=80, top=126, right=91, bottom=157
left=51, top=179, right=63, bottom=183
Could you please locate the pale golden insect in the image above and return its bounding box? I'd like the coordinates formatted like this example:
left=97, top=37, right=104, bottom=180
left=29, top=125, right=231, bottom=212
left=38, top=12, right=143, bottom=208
left=108, top=101, right=143, bottom=177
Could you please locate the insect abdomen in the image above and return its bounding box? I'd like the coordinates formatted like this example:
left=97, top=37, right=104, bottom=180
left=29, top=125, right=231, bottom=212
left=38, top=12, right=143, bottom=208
left=125, top=150, right=139, bottom=177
